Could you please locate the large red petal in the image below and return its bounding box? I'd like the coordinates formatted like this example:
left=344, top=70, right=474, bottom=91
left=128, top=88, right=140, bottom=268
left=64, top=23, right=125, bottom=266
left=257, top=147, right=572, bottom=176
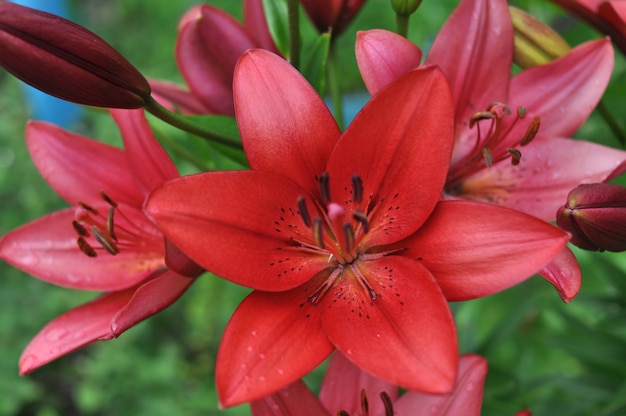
left=400, top=200, right=569, bottom=301
left=110, top=270, right=195, bottom=336
left=19, top=289, right=135, bottom=375
left=110, top=109, right=179, bottom=198
left=538, top=247, right=581, bottom=303
left=319, top=352, right=398, bottom=415
left=327, top=66, right=454, bottom=246
left=249, top=380, right=330, bottom=416
left=393, top=354, right=487, bottom=415
left=145, top=171, right=331, bottom=291
left=458, top=137, right=626, bottom=221
left=508, top=38, right=613, bottom=141
left=217, top=288, right=334, bottom=407
left=26, top=121, right=143, bottom=207
left=321, top=256, right=458, bottom=394
left=0, top=208, right=165, bottom=291
left=355, top=29, right=422, bottom=95
left=234, top=50, right=340, bottom=195
left=244, top=0, right=278, bottom=52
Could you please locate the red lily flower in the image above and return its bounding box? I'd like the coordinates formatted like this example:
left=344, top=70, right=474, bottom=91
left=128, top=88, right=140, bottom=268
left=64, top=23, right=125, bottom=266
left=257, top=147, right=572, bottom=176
left=0, top=109, right=200, bottom=375
left=355, top=0, right=626, bottom=302
left=146, top=50, right=568, bottom=406
left=250, top=353, right=487, bottom=416
left=299, top=0, right=368, bottom=35
left=150, top=0, right=277, bottom=116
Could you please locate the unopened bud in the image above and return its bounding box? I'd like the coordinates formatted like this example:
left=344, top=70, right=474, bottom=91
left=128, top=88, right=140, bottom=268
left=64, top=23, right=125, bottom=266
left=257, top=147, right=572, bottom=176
left=510, top=6, right=571, bottom=68
left=557, top=183, right=626, bottom=252
left=391, top=0, right=423, bottom=15
left=300, top=0, right=367, bottom=35
left=0, top=2, right=151, bottom=108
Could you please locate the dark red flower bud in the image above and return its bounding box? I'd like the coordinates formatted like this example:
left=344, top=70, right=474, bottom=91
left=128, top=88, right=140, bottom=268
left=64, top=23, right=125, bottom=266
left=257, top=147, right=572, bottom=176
left=299, top=0, right=367, bottom=35
left=557, top=183, right=626, bottom=252
left=0, top=1, right=150, bottom=108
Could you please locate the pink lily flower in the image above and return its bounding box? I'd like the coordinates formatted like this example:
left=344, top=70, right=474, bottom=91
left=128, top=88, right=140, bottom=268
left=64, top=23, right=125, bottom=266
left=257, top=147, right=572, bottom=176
left=355, top=0, right=626, bottom=302
left=146, top=50, right=568, bottom=406
left=250, top=353, right=487, bottom=416
left=0, top=109, right=200, bottom=375
left=150, top=0, right=277, bottom=115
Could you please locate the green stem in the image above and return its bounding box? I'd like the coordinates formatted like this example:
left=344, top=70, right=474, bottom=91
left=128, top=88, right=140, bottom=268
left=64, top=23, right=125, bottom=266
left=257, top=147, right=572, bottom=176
left=395, top=13, right=410, bottom=38
left=327, top=47, right=344, bottom=129
left=596, top=99, right=626, bottom=147
left=143, top=96, right=242, bottom=150
left=287, top=0, right=301, bottom=69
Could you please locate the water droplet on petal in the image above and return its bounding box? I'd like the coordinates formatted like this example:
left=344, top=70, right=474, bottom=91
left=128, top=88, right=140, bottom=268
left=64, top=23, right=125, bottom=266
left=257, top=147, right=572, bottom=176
left=251, top=330, right=257, bottom=336
left=259, top=376, right=266, bottom=382
left=277, top=368, right=284, bottom=375
left=45, top=327, right=69, bottom=341
left=346, top=349, right=353, bottom=356
left=247, top=346, right=254, bottom=352
left=376, top=333, right=381, bottom=338
left=259, top=353, right=266, bottom=360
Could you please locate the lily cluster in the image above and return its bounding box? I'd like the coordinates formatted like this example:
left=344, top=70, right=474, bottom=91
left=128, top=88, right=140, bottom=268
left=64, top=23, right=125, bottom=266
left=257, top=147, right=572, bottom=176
left=0, top=0, right=625, bottom=414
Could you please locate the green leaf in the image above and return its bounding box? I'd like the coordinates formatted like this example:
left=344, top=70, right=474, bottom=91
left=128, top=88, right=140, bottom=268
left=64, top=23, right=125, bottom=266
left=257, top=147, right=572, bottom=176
left=262, top=0, right=289, bottom=58
left=186, top=115, right=248, bottom=167
left=301, top=32, right=331, bottom=96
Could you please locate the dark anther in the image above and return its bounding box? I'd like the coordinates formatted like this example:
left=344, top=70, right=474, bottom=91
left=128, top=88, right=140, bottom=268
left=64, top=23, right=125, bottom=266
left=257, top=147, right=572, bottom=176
left=78, top=201, right=99, bottom=215
left=507, top=148, right=522, bottom=166
left=481, top=147, right=493, bottom=167
left=360, top=389, right=369, bottom=414
left=91, top=226, right=119, bottom=255
left=352, top=210, right=370, bottom=234
left=520, top=115, right=540, bottom=146
left=352, top=174, right=364, bottom=204
left=380, top=391, right=394, bottom=416
left=100, top=190, right=118, bottom=208
left=343, top=222, right=355, bottom=254
left=297, top=196, right=312, bottom=228
left=517, top=106, right=528, bottom=118
left=469, top=111, right=494, bottom=128
left=319, top=172, right=331, bottom=206
left=106, top=207, right=118, bottom=241
left=72, top=220, right=89, bottom=237
left=313, top=218, right=325, bottom=249
left=77, top=237, right=97, bottom=257
left=336, top=411, right=350, bottom=416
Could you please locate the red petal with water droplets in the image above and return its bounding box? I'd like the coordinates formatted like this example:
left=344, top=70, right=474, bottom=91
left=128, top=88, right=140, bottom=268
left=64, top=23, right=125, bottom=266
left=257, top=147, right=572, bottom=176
left=249, top=380, right=330, bottom=416
left=400, top=200, right=569, bottom=301
left=146, top=170, right=331, bottom=291
left=26, top=121, right=143, bottom=207
left=234, top=50, right=340, bottom=195
left=327, top=66, right=454, bottom=246
left=217, top=288, right=334, bottom=407
left=321, top=256, right=458, bottom=394
left=19, top=289, right=135, bottom=375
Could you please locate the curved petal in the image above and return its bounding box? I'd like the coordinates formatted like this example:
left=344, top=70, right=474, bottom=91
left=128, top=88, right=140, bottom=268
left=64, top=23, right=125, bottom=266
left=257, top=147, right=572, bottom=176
left=426, top=0, right=513, bottom=159
left=250, top=380, right=330, bottom=416
left=321, top=256, right=458, bottom=394
left=148, top=78, right=211, bottom=114
left=244, top=0, right=278, bottom=52
left=327, top=66, right=454, bottom=246
left=355, top=29, right=422, bottom=95
left=0, top=208, right=165, bottom=291
left=538, top=247, right=581, bottom=303
left=145, top=171, right=331, bottom=291
left=319, top=352, right=399, bottom=415
left=26, top=121, right=143, bottom=207
left=458, top=137, right=626, bottom=221
left=400, top=200, right=569, bottom=301
left=234, top=50, right=340, bottom=195
left=19, top=289, right=135, bottom=375
left=393, top=354, right=487, bottom=416
left=176, top=4, right=257, bottom=115
left=508, top=38, right=614, bottom=140
left=216, top=288, right=334, bottom=407
left=110, top=270, right=195, bottom=336
left=110, top=109, right=179, bottom=198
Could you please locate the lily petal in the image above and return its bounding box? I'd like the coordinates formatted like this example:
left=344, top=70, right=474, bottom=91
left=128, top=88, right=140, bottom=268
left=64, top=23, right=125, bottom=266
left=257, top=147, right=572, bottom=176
left=458, top=137, right=626, bottom=221
left=321, top=256, right=458, bottom=394
left=393, top=354, right=487, bottom=416
left=216, top=288, right=334, bottom=407
left=509, top=38, right=614, bottom=140
left=538, top=247, right=581, bottom=303
left=146, top=171, right=331, bottom=291
left=250, top=380, right=330, bottom=416
left=355, top=29, right=422, bottom=95
left=148, top=79, right=211, bottom=114
left=400, top=200, right=569, bottom=301
left=234, top=50, right=340, bottom=195
left=244, top=0, right=277, bottom=52
left=19, top=288, right=135, bottom=375
left=0, top=208, right=164, bottom=291
left=26, top=121, right=143, bottom=207
left=110, top=109, right=179, bottom=198
left=327, top=66, right=454, bottom=245
left=110, top=270, right=195, bottom=336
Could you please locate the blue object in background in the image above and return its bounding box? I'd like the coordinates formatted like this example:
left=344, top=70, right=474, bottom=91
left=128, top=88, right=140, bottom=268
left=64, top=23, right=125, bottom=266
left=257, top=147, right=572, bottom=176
left=12, top=0, right=83, bottom=127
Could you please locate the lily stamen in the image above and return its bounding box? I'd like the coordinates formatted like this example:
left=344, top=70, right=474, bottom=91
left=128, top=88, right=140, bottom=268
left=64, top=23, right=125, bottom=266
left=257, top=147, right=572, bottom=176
left=91, top=226, right=120, bottom=255
left=343, top=222, right=355, bottom=254
left=352, top=174, right=364, bottom=204
left=319, top=172, right=331, bottom=205
left=297, top=196, right=312, bottom=228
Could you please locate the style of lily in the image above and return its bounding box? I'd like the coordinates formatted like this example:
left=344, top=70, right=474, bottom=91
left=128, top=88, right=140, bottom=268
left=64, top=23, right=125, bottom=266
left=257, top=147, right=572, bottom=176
left=146, top=49, right=569, bottom=406
left=355, top=0, right=626, bottom=302
left=149, top=0, right=277, bottom=116
left=299, top=0, right=368, bottom=36
left=0, top=109, right=201, bottom=375
left=250, top=352, right=487, bottom=416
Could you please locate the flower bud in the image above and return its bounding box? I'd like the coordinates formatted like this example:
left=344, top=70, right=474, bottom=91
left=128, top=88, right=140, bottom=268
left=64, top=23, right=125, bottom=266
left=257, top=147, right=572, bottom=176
left=300, top=0, right=367, bottom=35
left=510, top=6, right=571, bottom=68
left=0, top=2, right=151, bottom=108
left=390, top=0, right=423, bottom=16
left=557, top=183, right=626, bottom=252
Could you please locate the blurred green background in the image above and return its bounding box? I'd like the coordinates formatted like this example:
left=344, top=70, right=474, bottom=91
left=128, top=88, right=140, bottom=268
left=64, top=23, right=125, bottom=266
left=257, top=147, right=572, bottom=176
left=1, top=0, right=626, bottom=414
